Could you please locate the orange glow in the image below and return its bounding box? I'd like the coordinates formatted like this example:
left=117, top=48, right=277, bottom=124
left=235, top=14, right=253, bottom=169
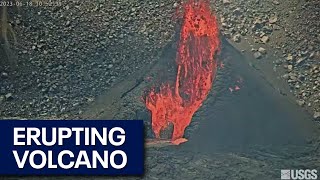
left=145, top=0, right=220, bottom=141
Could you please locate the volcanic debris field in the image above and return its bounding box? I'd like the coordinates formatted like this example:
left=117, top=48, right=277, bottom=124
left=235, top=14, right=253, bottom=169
left=1, top=0, right=177, bottom=118
left=215, top=0, right=320, bottom=120
left=0, top=0, right=320, bottom=179
left=0, top=0, right=319, bottom=120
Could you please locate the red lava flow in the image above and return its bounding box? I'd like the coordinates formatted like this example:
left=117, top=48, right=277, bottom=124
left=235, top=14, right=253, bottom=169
left=145, top=0, right=220, bottom=143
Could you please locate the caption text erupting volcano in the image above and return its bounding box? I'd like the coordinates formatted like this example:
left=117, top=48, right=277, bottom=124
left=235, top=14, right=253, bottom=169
left=145, top=0, right=220, bottom=143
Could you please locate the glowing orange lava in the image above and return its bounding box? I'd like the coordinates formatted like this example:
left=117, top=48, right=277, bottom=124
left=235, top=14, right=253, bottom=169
left=145, top=0, right=220, bottom=141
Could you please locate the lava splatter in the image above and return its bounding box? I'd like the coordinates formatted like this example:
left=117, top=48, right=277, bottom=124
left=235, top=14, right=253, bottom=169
left=145, top=0, right=220, bottom=141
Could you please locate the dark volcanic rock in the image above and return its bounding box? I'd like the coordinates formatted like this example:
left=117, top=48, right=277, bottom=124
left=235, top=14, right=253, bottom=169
left=1, top=0, right=178, bottom=118
left=214, top=0, right=320, bottom=116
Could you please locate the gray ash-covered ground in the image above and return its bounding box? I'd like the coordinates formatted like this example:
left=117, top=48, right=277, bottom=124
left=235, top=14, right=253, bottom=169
left=214, top=0, right=320, bottom=120
left=0, top=1, right=320, bottom=179
left=0, top=0, right=319, bottom=121
left=4, top=37, right=320, bottom=180
left=0, top=0, right=177, bottom=118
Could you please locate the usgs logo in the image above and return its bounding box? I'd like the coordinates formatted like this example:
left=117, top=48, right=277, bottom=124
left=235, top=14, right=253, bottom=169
left=281, top=169, right=318, bottom=180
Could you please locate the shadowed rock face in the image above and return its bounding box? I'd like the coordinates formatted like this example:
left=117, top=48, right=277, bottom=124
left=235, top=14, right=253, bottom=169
left=136, top=37, right=318, bottom=153
left=181, top=38, right=319, bottom=153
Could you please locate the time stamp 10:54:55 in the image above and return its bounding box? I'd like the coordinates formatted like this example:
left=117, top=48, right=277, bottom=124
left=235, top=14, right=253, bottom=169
left=0, top=1, right=62, bottom=7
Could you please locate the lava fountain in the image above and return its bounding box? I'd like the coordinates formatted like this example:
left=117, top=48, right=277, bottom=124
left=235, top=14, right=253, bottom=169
left=145, top=0, right=220, bottom=142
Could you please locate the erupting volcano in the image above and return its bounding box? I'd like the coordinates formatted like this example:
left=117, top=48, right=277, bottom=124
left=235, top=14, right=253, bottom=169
left=145, top=0, right=220, bottom=142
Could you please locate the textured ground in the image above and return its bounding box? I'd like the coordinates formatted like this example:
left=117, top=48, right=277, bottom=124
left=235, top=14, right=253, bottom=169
left=214, top=0, right=320, bottom=120
left=0, top=0, right=319, bottom=120
left=0, top=1, right=319, bottom=179
left=0, top=0, right=177, bottom=118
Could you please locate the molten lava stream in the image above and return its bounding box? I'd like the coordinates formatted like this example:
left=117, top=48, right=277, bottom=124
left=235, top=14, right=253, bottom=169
left=145, top=0, right=220, bottom=143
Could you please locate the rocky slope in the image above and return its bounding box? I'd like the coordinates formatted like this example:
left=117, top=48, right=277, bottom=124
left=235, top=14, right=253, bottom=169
left=0, top=0, right=177, bottom=118
left=214, top=0, right=320, bottom=120
left=0, top=0, right=319, bottom=121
